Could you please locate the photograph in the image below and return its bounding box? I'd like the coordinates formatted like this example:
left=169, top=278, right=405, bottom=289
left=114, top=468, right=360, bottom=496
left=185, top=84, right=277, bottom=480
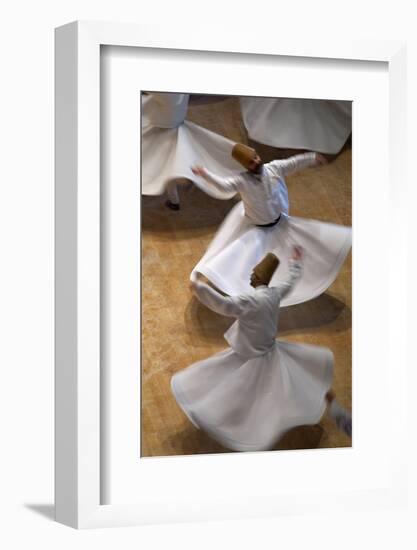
left=141, top=92, right=352, bottom=457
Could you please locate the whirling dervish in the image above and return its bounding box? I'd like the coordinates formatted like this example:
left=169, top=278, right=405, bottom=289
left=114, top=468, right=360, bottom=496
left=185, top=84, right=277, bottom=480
left=190, top=143, right=352, bottom=306
left=172, top=249, right=352, bottom=452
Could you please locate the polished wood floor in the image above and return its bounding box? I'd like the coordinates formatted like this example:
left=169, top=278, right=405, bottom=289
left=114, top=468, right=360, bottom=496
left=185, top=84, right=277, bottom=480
left=141, top=97, right=352, bottom=457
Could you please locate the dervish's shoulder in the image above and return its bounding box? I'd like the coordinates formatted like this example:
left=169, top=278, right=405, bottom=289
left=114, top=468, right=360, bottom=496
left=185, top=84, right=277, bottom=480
left=229, top=289, right=258, bottom=311
left=262, top=160, right=283, bottom=177
left=258, top=286, right=281, bottom=306
left=247, top=286, right=278, bottom=308
left=237, top=170, right=254, bottom=182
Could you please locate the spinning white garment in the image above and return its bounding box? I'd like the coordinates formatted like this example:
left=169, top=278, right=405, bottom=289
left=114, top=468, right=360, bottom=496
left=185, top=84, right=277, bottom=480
left=172, top=344, right=333, bottom=451
left=141, top=93, right=241, bottom=199
left=240, top=97, right=352, bottom=154
left=192, top=202, right=352, bottom=306
left=171, top=269, right=334, bottom=452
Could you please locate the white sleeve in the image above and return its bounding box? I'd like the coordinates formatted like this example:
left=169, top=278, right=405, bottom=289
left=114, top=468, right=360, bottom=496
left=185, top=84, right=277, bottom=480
left=199, top=169, right=240, bottom=195
left=276, top=260, right=302, bottom=300
left=193, top=281, right=248, bottom=317
left=267, top=152, right=317, bottom=177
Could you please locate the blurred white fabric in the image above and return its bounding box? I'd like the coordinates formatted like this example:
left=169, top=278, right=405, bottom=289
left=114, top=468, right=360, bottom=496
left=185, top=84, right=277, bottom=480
left=141, top=93, right=242, bottom=198
left=240, top=97, right=352, bottom=154
left=192, top=202, right=351, bottom=307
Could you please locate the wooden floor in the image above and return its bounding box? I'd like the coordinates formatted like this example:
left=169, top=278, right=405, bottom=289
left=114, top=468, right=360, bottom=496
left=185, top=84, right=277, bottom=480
left=141, top=97, right=352, bottom=457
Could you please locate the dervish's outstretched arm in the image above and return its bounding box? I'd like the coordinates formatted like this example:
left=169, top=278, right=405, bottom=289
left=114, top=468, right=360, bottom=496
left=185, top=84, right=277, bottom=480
left=276, top=246, right=303, bottom=300
left=268, top=152, right=327, bottom=178
left=190, top=273, right=248, bottom=317
left=191, top=165, right=239, bottom=196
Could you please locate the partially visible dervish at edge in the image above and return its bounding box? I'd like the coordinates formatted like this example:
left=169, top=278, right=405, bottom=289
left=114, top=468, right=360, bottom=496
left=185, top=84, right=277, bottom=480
left=141, top=92, right=242, bottom=210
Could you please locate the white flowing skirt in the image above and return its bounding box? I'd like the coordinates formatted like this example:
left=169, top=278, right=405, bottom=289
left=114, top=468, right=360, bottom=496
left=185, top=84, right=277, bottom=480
left=192, top=202, right=351, bottom=306
left=142, top=120, right=241, bottom=199
left=240, top=97, right=352, bottom=154
left=171, top=341, right=334, bottom=452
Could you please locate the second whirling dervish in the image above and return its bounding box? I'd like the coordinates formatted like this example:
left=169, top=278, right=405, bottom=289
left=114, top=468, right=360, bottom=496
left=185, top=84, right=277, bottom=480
left=172, top=249, right=352, bottom=452
left=190, top=144, right=352, bottom=307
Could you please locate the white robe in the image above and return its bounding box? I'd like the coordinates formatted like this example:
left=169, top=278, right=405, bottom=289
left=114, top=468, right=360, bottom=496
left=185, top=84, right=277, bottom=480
left=240, top=97, right=352, bottom=154
left=192, top=158, right=351, bottom=306
left=171, top=265, right=334, bottom=452
left=141, top=92, right=242, bottom=199
left=197, top=152, right=317, bottom=225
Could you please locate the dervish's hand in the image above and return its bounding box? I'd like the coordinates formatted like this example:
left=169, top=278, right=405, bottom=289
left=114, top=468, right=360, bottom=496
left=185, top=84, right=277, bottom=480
left=191, top=165, right=207, bottom=177
left=315, top=153, right=328, bottom=166
left=291, top=245, right=303, bottom=261
left=189, top=271, right=199, bottom=292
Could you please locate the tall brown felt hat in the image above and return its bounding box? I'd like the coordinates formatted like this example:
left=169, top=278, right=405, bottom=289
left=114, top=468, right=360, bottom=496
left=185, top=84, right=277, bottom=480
left=253, top=253, right=280, bottom=285
left=232, top=143, right=257, bottom=170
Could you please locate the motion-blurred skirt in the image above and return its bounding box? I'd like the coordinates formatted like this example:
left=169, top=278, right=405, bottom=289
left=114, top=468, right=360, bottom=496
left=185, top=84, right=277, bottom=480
left=171, top=341, right=334, bottom=451
left=192, top=202, right=351, bottom=307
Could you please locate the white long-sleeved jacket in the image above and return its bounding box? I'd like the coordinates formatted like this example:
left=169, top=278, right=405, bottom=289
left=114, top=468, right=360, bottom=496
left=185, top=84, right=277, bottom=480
left=192, top=260, right=302, bottom=358
left=199, top=153, right=317, bottom=225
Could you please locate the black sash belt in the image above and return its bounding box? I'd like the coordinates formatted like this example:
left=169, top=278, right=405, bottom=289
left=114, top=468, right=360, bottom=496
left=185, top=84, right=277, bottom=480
left=256, top=214, right=281, bottom=228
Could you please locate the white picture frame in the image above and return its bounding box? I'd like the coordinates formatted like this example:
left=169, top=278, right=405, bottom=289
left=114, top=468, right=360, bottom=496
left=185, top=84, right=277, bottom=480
left=55, top=21, right=407, bottom=529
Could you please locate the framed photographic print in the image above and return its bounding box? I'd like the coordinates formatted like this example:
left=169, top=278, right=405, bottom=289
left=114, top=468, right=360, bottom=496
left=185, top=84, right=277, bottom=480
left=139, top=90, right=352, bottom=459
left=55, top=21, right=407, bottom=528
